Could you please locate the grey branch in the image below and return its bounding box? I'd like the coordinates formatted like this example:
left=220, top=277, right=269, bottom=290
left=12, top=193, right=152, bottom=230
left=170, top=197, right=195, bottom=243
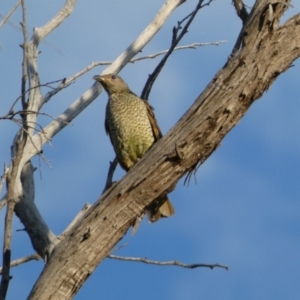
left=27, top=1, right=299, bottom=297
left=42, top=40, right=227, bottom=104
left=102, top=157, right=118, bottom=193
left=0, top=167, right=9, bottom=204
left=0, top=198, right=6, bottom=211
left=32, top=0, right=77, bottom=44
left=132, top=41, right=227, bottom=62
left=0, top=0, right=21, bottom=29
left=0, top=254, right=40, bottom=275
left=232, top=0, right=249, bottom=24
left=108, top=255, right=228, bottom=270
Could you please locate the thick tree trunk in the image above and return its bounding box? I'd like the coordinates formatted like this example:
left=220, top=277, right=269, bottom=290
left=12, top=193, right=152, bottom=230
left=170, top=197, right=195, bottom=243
left=28, top=1, right=300, bottom=299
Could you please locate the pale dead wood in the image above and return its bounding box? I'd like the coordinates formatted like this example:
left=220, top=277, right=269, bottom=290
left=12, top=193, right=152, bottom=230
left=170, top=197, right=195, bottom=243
left=3, top=0, right=77, bottom=263
left=108, top=255, right=228, bottom=270
left=0, top=198, right=6, bottom=211
left=32, top=0, right=77, bottom=44
left=232, top=0, right=249, bottom=24
left=0, top=0, right=21, bottom=29
left=142, top=0, right=213, bottom=100
left=0, top=2, right=28, bottom=298
left=132, top=41, right=227, bottom=62
left=0, top=252, right=227, bottom=274
left=0, top=168, right=9, bottom=210
left=14, top=161, right=59, bottom=261
left=27, top=1, right=299, bottom=299
left=0, top=254, right=41, bottom=275
left=41, top=41, right=226, bottom=105
left=102, top=157, right=118, bottom=192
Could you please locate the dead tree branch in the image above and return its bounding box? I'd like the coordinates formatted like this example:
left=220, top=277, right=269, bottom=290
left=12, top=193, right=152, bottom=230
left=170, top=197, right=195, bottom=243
left=0, top=0, right=21, bottom=29
left=0, top=254, right=41, bottom=275
left=141, top=0, right=213, bottom=100
left=232, top=0, right=249, bottom=24
left=108, top=255, right=228, bottom=270
left=26, top=1, right=299, bottom=299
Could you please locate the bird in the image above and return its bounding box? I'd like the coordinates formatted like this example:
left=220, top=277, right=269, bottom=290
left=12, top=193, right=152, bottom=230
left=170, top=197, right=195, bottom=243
left=93, top=73, right=174, bottom=222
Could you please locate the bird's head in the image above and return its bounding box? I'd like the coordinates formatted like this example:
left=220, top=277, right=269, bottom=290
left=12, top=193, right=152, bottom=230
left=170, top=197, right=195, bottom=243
left=93, top=74, right=131, bottom=95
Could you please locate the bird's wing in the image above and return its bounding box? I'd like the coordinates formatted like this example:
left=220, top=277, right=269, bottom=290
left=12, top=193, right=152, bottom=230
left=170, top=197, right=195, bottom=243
left=105, top=102, right=117, bottom=150
left=104, top=102, right=110, bottom=136
left=143, top=100, right=163, bottom=142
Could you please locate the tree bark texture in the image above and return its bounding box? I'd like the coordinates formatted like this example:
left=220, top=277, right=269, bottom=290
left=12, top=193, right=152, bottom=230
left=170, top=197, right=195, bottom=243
left=28, top=1, right=300, bottom=299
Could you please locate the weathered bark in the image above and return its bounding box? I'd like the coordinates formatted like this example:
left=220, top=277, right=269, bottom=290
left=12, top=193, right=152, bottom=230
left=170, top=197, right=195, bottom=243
left=28, top=1, right=300, bottom=299
left=15, top=161, right=59, bottom=261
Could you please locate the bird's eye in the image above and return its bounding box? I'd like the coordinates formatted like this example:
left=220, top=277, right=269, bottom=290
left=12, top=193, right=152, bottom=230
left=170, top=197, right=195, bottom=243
left=111, top=75, right=116, bottom=80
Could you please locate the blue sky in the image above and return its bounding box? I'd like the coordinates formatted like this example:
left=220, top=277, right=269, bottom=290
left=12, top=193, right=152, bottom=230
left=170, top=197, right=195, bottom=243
left=1, top=0, right=300, bottom=299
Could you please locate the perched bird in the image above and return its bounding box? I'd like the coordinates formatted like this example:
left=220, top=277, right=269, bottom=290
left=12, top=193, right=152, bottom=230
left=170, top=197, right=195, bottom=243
left=93, top=74, right=174, bottom=222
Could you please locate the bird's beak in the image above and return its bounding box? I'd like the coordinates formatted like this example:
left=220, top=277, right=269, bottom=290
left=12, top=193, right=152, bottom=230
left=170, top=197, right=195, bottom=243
left=93, top=75, right=103, bottom=82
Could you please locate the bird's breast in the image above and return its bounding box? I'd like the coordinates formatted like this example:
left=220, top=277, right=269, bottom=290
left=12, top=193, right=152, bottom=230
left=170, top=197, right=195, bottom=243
left=106, top=94, right=155, bottom=169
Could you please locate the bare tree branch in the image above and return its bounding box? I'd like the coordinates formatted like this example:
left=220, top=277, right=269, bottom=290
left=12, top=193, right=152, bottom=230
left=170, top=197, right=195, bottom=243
left=22, top=0, right=188, bottom=166
left=232, top=0, right=249, bottom=24
left=0, top=15, right=63, bottom=54
left=0, top=0, right=21, bottom=29
left=1, top=0, right=188, bottom=266
left=0, top=79, right=66, bottom=119
left=26, top=2, right=299, bottom=298
left=0, top=254, right=41, bottom=275
left=102, top=157, right=119, bottom=193
left=141, top=0, right=213, bottom=100
left=108, top=255, right=228, bottom=270
left=0, top=252, right=228, bottom=274
left=14, top=161, right=59, bottom=262
left=0, top=1, right=29, bottom=297
left=0, top=198, right=6, bottom=212
left=41, top=41, right=226, bottom=105
left=132, top=41, right=227, bottom=62
left=32, top=0, right=76, bottom=44
left=1, top=1, right=78, bottom=263
left=0, top=168, right=9, bottom=202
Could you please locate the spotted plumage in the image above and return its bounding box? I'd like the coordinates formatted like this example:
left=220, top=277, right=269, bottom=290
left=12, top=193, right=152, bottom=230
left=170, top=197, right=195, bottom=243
left=93, top=74, right=174, bottom=222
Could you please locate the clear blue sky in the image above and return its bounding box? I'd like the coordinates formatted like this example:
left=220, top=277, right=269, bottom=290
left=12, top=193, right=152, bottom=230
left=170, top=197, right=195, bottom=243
left=1, top=1, right=300, bottom=299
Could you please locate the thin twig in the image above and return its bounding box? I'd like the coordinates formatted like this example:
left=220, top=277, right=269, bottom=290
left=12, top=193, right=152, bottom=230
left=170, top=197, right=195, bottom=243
left=0, top=167, right=9, bottom=212
left=0, top=1, right=21, bottom=29
left=110, top=243, right=129, bottom=254
left=102, top=157, right=118, bottom=193
left=132, top=41, right=226, bottom=62
left=0, top=3, right=28, bottom=297
left=0, top=167, right=9, bottom=199
left=32, top=0, right=76, bottom=44
left=141, top=0, right=214, bottom=100
left=108, top=255, right=228, bottom=270
left=0, top=14, right=63, bottom=54
left=0, top=79, right=66, bottom=120
left=0, top=197, right=6, bottom=211
left=42, top=41, right=225, bottom=104
left=8, top=119, right=52, bottom=170
left=0, top=254, right=41, bottom=275
left=232, top=0, right=249, bottom=25
left=0, top=200, right=14, bottom=299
